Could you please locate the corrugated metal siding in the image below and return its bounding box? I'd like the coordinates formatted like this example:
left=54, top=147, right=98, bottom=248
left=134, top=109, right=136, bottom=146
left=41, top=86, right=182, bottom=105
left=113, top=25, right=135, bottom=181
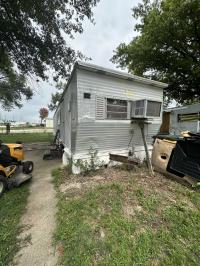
left=75, top=68, right=163, bottom=155
left=75, top=121, right=160, bottom=154
left=77, top=69, right=163, bottom=100
left=170, top=121, right=198, bottom=134
left=75, top=122, right=132, bottom=153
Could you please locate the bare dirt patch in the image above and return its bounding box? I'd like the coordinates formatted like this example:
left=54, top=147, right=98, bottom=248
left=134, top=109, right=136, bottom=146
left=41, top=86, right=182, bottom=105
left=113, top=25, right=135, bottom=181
left=58, top=165, right=196, bottom=222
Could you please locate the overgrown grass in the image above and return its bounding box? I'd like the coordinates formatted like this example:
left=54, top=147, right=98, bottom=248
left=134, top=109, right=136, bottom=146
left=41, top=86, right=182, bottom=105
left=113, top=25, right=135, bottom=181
left=0, top=184, right=29, bottom=266
left=0, top=133, right=53, bottom=143
left=53, top=168, right=200, bottom=266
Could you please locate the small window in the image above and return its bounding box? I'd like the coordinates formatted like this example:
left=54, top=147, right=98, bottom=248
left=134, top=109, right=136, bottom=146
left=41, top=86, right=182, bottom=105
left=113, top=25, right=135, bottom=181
left=106, top=98, right=127, bottom=120
left=178, top=113, right=200, bottom=122
left=146, top=101, right=161, bottom=117
left=84, top=93, right=91, bottom=99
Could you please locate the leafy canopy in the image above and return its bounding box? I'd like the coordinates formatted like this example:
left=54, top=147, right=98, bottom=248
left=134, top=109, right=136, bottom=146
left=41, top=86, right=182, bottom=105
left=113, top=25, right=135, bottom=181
left=112, top=0, right=200, bottom=104
left=0, top=0, right=99, bottom=109
left=0, top=71, right=32, bottom=109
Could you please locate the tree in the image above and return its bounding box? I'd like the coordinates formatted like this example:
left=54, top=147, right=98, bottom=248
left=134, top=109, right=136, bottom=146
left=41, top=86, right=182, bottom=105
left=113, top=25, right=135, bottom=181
left=112, top=0, right=200, bottom=104
left=39, top=107, right=49, bottom=124
left=0, top=71, right=32, bottom=110
left=0, top=0, right=99, bottom=109
left=48, top=82, right=66, bottom=111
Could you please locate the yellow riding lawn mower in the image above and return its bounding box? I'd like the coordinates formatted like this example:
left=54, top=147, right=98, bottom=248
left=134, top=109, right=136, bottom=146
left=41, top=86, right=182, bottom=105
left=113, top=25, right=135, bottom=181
left=0, top=141, right=33, bottom=196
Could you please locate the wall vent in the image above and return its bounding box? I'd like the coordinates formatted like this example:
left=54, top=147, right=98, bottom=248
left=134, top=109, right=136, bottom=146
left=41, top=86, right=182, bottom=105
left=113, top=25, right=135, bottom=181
left=96, top=96, right=105, bottom=120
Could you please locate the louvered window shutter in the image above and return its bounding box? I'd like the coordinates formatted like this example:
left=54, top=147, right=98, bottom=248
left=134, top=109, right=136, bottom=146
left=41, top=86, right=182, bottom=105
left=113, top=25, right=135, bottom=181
left=96, top=96, right=105, bottom=120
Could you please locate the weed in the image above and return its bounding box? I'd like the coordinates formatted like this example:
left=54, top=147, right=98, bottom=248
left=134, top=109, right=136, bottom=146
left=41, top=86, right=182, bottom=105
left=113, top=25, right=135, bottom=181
left=74, top=147, right=104, bottom=175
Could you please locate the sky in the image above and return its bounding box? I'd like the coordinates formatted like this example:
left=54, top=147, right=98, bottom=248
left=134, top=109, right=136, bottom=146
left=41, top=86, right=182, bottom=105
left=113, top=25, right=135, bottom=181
left=1, top=0, right=141, bottom=123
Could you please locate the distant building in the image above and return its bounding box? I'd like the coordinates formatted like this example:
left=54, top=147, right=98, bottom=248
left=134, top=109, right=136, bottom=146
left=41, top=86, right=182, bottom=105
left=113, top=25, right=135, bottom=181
left=161, top=103, right=200, bottom=135
left=10, top=121, right=27, bottom=127
left=45, top=118, right=53, bottom=128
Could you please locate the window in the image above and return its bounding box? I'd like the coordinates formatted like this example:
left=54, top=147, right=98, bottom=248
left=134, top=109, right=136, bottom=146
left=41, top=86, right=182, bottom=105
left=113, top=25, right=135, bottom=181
left=146, top=101, right=161, bottom=117
left=84, top=93, right=91, bottom=99
left=106, top=98, right=127, bottom=119
left=178, top=113, right=200, bottom=122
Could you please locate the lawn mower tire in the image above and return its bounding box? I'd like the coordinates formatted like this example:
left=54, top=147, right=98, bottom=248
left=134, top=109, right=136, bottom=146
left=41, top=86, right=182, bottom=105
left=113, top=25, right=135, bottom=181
left=23, top=161, right=34, bottom=174
left=0, top=175, right=7, bottom=196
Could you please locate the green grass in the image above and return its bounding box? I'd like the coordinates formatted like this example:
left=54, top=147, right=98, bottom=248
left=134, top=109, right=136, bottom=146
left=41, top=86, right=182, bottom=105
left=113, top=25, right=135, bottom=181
left=0, top=184, right=29, bottom=266
left=0, top=126, right=46, bottom=130
left=0, top=133, right=53, bottom=143
left=53, top=168, right=200, bottom=266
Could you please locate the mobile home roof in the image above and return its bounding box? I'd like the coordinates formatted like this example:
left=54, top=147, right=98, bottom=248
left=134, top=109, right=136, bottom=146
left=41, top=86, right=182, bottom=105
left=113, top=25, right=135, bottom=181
left=77, top=61, right=168, bottom=88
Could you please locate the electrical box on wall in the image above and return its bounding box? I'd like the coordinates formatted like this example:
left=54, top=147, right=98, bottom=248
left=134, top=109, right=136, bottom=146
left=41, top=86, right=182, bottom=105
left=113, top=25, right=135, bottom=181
left=131, top=99, right=162, bottom=119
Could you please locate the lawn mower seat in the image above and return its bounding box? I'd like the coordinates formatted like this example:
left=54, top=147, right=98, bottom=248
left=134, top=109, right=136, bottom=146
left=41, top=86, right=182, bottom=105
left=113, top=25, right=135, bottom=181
left=0, top=141, right=17, bottom=167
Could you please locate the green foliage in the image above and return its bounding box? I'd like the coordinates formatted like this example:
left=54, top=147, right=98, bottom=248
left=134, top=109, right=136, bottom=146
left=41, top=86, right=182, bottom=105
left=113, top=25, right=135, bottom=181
left=0, top=185, right=29, bottom=266
left=0, top=72, right=32, bottom=110
left=48, top=82, right=66, bottom=111
left=0, top=0, right=99, bottom=109
left=112, top=0, right=200, bottom=104
left=74, top=147, right=104, bottom=175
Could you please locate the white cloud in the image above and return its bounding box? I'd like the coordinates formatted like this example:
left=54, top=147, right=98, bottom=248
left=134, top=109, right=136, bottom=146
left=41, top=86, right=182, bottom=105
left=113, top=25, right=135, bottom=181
left=1, top=0, right=141, bottom=122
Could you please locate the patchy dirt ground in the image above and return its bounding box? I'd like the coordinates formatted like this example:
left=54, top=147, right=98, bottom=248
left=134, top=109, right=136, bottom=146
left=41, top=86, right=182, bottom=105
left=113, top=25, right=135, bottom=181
left=59, top=165, right=186, bottom=201
left=54, top=165, right=200, bottom=265
left=12, top=150, right=61, bottom=266
left=60, top=165, right=199, bottom=232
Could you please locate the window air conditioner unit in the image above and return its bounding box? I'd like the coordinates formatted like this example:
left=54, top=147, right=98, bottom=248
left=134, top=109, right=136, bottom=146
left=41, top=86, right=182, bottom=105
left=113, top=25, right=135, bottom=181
left=131, top=99, right=162, bottom=118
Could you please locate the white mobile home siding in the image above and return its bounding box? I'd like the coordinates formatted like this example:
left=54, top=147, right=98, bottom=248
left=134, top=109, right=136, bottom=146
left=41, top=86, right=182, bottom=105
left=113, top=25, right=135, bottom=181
left=73, top=68, right=163, bottom=159
left=53, top=73, right=77, bottom=150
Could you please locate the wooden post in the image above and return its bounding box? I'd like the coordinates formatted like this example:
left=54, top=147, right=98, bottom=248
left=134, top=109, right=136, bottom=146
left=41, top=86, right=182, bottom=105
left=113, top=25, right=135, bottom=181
left=139, top=122, right=154, bottom=177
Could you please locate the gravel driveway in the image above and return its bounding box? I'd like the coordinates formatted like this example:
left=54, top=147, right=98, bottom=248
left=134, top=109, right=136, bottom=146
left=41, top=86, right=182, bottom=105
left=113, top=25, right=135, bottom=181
left=13, top=150, right=61, bottom=266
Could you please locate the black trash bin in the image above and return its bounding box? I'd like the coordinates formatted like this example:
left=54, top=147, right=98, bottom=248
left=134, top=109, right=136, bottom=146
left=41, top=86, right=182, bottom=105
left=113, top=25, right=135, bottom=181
left=168, top=138, right=200, bottom=180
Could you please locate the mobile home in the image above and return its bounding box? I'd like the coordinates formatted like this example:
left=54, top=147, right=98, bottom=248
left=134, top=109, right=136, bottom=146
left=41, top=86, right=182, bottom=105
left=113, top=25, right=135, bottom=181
left=54, top=62, right=167, bottom=170
left=161, top=103, right=200, bottom=135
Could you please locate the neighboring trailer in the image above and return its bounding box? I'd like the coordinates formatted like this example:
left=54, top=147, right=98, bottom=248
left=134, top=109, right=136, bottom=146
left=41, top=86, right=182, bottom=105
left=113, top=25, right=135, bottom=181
left=161, top=103, right=200, bottom=135
left=54, top=62, right=167, bottom=170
